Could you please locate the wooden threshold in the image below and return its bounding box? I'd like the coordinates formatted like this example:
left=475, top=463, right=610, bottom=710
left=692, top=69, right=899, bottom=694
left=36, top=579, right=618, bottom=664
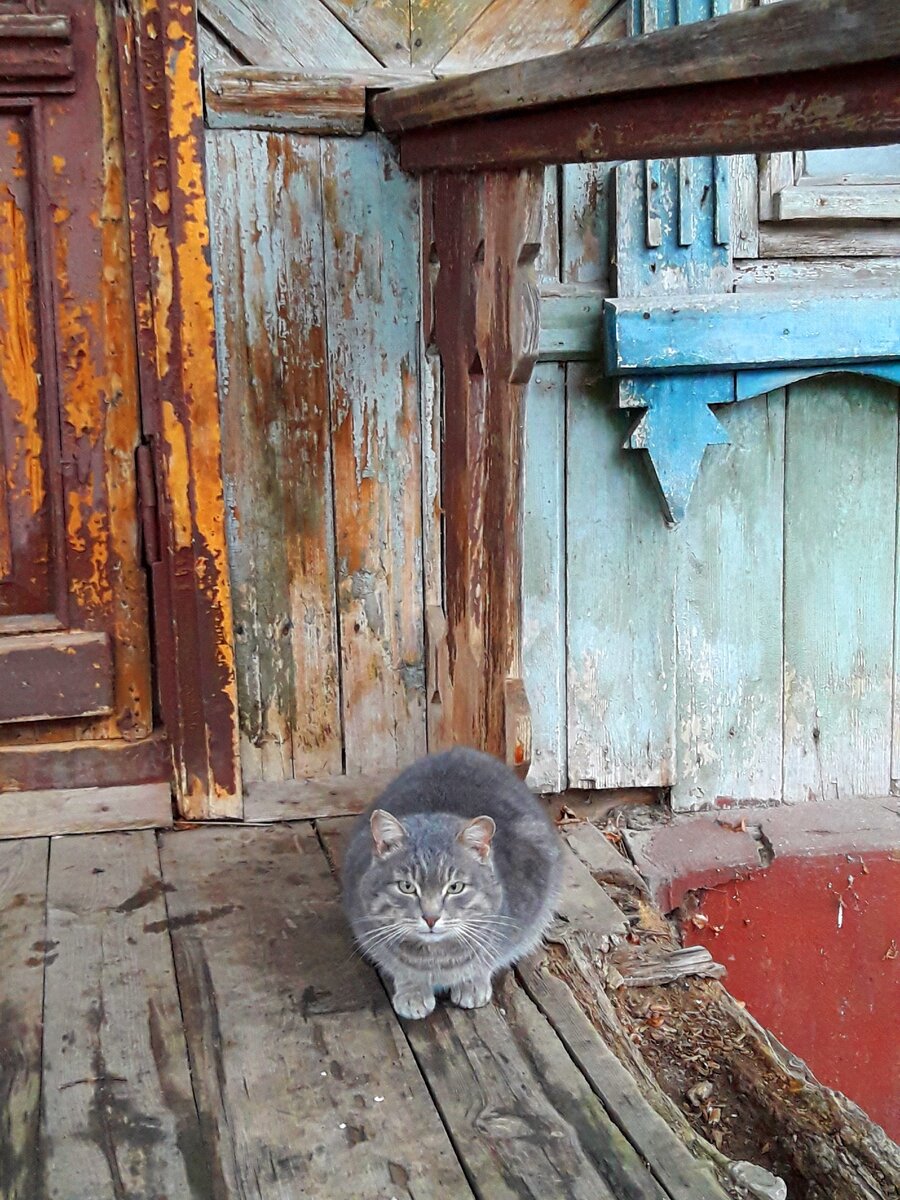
left=242, top=769, right=396, bottom=823
left=0, top=782, right=173, bottom=840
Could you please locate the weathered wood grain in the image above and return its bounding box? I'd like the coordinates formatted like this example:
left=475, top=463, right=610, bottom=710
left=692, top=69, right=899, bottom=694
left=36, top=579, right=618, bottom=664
left=0, top=736, right=170, bottom=795
left=437, top=0, right=621, bottom=73
left=672, top=394, right=785, bottom=810
left=0, top=838, right=47, bottom=1200
left=244, top=768, right=396, bottom=822
left=522, top=365, right=567, bottom=792
left=198, top=0, right=379, bottom=70
left=41, top=832, right=203, bottom=1198
left=205, top=71, right=369, bottom=133
left=160, top=823, right=472, bottom=1198
left=565, top=367, right=675, bottom=789
left=783, top=378, right=898, bottom=803
left=774, top=183, right=900, bottom=222
left=537, top=286, right=604, bottom=361
left=427, top=168, right=544, bottom=757
left=560, top=821, right=648, bottom=894
left=734, top=256, right=900, bottom=292
left=0, top=784, right=172, bottom=841
left=411, top=0, right=492, bottom=69
left=321, top=136, right=427, bottom=774
left=517, top=958, right=728, bottom=1200
left=208, top=131, right=342, bottom=783
left=374, top=0, right=900, bottom=131
left=318, top=0, right=411, bottom=68
left=404, top=971, right=669, bottom=1200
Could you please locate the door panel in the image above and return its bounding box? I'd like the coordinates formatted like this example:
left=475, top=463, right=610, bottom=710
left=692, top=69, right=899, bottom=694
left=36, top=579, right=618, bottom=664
left=0, top=4, right=151, bottom=740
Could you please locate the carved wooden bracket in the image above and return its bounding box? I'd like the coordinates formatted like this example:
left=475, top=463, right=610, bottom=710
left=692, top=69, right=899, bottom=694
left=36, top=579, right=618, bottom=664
left=423, top=168, right=543, bottom=768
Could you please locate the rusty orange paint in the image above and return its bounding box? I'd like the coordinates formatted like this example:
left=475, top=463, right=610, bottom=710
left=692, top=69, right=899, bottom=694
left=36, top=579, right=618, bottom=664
left=0, top=188, right=44, bottom=518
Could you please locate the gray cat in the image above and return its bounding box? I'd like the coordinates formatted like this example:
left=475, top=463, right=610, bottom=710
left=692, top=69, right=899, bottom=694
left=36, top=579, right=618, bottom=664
left=342, top=746, right=563, bottom=1020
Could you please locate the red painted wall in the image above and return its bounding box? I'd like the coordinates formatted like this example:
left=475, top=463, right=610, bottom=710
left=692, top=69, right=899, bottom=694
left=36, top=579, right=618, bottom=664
left=681, top=852, right=899, bottom=1139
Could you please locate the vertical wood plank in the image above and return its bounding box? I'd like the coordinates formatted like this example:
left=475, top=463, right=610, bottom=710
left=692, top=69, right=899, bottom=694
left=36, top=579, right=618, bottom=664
left=41, top=832, right=204, bottom=1198
left=523, top=364, right=567, bottom=792
left=160, top=824, right=473, bottom=1198
left=0, top=838, right=47, bottom=1200
left=783, top=378, right=898, bottom=802
left=321, top=136, right=427, bottom=773
left=672, top=393, right=785, bottom=810
left=566, top=368, right=676, bottom=789
left=208, top=131, right=342, bottom=783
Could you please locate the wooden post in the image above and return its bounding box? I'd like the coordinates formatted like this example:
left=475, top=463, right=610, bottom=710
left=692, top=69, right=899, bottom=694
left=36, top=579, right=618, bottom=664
left=423, top=169, right=543, bottom=771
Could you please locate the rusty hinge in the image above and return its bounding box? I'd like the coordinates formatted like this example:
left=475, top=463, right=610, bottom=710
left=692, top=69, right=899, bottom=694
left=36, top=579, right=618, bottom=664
left=135, top=442, right=161, bottom=566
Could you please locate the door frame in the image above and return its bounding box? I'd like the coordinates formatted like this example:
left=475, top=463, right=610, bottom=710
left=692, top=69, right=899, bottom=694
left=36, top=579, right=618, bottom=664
left=113, top=0, right=241, bottom=819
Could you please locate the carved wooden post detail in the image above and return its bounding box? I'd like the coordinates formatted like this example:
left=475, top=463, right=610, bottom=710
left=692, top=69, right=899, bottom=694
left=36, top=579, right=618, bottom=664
left=423, top=169, right=543, bottom=772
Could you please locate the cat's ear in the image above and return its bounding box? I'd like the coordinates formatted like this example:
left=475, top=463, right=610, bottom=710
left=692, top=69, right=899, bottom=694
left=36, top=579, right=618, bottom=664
left=370, top=809, right=407, bottom=857
left=457, top=815, right=496, bottom=861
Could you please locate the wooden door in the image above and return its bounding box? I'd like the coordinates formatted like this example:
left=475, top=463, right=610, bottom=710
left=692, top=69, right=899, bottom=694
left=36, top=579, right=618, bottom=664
left=0, top=9, right=151, bottom=752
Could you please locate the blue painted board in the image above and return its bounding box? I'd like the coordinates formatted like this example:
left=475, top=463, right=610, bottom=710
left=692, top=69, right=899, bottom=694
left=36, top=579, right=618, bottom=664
left=604, top=293, right=900, bottom=374
left=522, top=364, right=567, bottom=793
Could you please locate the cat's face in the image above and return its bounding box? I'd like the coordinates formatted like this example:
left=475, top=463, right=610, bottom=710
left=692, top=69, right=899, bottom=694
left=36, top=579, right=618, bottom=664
left=356, top=809, right=505, bottom=950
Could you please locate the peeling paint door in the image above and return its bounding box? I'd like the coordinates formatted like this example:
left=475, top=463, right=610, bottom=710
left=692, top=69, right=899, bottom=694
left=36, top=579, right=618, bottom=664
left=0, top=7, right=152, bottom=737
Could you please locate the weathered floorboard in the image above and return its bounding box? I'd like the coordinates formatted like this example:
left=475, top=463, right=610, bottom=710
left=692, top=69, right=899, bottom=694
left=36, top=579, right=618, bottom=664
left=404, top=972, right=669, bottom=1200
left=243, top=769, right=395, bottom=823
left=321, top=135, right=427, bottom=775
left=782, top=378, right=898, bottom=802
left=672, top=394, right=786, bottom=810
left=0, top=838, right=47, bottom=1200
left=41, top=832, right=203, bottom=1199
left=160, top=823, right=471, bottom=1198
left=0, top=783, right=172, bottom=841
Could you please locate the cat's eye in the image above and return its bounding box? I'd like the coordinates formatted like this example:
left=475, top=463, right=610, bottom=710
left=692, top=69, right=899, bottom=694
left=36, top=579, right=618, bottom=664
left=395, top=879, right=417, bottom=894
left=446, top=881, right=466, bottom=895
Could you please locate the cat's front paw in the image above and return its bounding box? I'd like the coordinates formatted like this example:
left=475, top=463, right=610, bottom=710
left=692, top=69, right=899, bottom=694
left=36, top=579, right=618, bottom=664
left=450, top=976, right=493, bottom=1009
left=391, top=987, right=436, bottom=1020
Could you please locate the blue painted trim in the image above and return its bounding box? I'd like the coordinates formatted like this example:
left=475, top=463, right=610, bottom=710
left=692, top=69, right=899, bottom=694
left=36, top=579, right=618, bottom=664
left=604, top=293, right=900, bottom=375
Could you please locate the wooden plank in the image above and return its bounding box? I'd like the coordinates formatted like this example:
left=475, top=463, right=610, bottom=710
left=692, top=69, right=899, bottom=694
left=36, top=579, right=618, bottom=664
left=0, top=784, right=171, bottom=841
left=0, top=15, right=74, bottom=88
left=538, top=287, right=604, bottom=361
left=411, top=0, right=493, bottom=69
left=561, top=821, right=648, bottom=894
left=437, top=0, right=621, bottom=73
left=522, top=364, right=568, bottom=792
left=118, top=0, right=241, bottom=817
left=603, top=293, right=900, bottom=374
left=0, top=631, right=113, bottom=725
left=734, top=257, right=900, bottom=293
left=321, top=135, right=427, bottom=774
left=774, top=183, right=900, bottom=221
left=758, top=223, right=900, bottom=259
left=205, top=71, right=368, bottom=133
left=404, top=971, right=669, bottom=1200
left=783, top=377, right=898, bottom=802
left=517, top=958, right=729, bottom=1200
left=41, top=832, right=203, bottom=1198
left=243, top=768, right=396, bottom=822
left=160, top=823, right=473, bottom=1198
left=565, top=366, right=675, bottom=789
left=0, top=736, right=170, bottom=795
left=395, top=59, right=900, bottom=173
left=0, top=838, right=47, bottom=1200
left=551, top=845, right=628, bottom=951
left=198, top=0, right=380, bottom=70
left=374, top=0, right=900, bottom=131
left=207, top=130, right=342, bottom=783
left=672, top=393, right=786, bottom=810
left=317, top=0, right=411, bottom=68
left=427, top=168, right=544, bottom=756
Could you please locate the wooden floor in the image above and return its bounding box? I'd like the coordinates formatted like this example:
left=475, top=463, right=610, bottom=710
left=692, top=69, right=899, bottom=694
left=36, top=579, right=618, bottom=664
left=0, top=818, right=728, bottom=1200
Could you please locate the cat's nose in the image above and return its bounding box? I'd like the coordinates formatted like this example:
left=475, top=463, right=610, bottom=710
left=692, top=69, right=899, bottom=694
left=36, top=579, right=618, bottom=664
left=423, top=915, right=438, bottom=929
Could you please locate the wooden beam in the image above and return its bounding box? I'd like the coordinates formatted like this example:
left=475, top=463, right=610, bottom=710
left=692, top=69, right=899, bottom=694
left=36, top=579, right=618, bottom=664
left=603, top=293, right=900, bottom=375
left=203, top=69, right=434, bottom=134
left=0, top=783, right=172, bottom=840
left=424, top=168, right=544, bottom=757
left=394, top=59, right=900, bottom=173
left=373, top=0, right=899, bottom=133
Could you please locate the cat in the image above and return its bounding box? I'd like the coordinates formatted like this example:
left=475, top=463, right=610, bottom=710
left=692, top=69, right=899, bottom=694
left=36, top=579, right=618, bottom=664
left=342, top=746, right=563, bottom=1020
